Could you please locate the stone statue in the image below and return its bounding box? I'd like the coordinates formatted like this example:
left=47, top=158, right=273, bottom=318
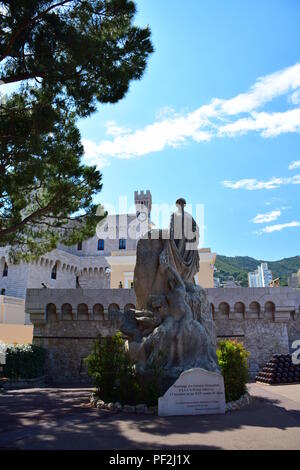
left=119, top=198, right=220, bottom=387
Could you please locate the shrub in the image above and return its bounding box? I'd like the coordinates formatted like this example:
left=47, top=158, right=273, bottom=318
left=85, top=333, right=136, bottom=404
left=85, top=333, right=163, bottom=405
left=217, top=339, right=249, bottom=402
left=2, top=344, right=46, bottom=379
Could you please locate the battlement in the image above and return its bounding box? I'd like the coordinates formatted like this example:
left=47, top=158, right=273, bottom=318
left=134, top=190, right=152, bottom=217
left=134, top=190, right=152, bottom=198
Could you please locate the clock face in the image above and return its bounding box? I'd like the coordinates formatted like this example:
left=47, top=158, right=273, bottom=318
left=137, top=211, right=147, bottom=222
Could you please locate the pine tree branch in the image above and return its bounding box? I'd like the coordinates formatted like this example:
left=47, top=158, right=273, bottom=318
left=0, top=72, right=44, bottom=84
left=0, top=192, right=62, bottom=237
left=0, top=0, right=73, bottom=62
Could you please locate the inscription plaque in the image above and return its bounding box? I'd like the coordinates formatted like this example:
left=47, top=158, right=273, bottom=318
left=158, top=368, right=226, bottom=416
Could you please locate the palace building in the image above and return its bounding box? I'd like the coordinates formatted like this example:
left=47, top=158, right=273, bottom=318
left=0, top=190, right=216, bottom=300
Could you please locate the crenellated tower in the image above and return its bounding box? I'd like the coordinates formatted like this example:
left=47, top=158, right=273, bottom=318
left=134, top=190, right=152, bottom=220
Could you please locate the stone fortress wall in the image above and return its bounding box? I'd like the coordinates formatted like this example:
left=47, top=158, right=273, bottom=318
left=25, top=287, right=300, bottom=383
left=207, top=287, right=300, bottom=377
left=0, top=249, right=110, bottom=298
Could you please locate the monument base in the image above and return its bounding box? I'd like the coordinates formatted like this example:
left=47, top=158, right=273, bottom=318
left=158, top=368, right=226, bottom=416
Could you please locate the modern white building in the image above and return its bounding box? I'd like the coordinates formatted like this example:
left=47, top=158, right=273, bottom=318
left=248, top=263, right=273, bottom=288
left=288, top=270, right=300, bottom=288
left=248, top=271, right=260, bottom=287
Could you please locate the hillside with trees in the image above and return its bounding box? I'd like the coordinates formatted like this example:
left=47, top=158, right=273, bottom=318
left=215, top=255, right=300, bottom=287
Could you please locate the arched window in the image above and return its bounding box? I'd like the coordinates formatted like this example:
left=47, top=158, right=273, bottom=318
left=97, top=239, right=104, bottom=251
left=249, top=301, right=260, bottom=317
left=108, top=303, right=120, bottom=313
left=2, top=262, right=8, bottom=277
left=265, top=301, right=275, bottom=319
left=77, top=303, right=89, bottom=320
left=46, top=303, right=57, bottom=321
left=124, top=303, right=135, bottom=313
left=119, top=238, right=126, bottom=250
left=62, top=303, right=73, bottom=320
left=51, top=263, right=57, bottom=280
left=219, top=302, right=230, bottom=316
left=93, top=304, right=104, bottom=320
left=234, top=302, right=245, bottom=315
left=77, top=241, right=82, bottom=251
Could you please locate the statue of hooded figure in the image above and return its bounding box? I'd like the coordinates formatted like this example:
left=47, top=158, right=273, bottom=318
left=164, top=197, right=200, bottom=287
left=133, top=198, right=200, bottom=310
left=119, top=197, right=219, bottom=382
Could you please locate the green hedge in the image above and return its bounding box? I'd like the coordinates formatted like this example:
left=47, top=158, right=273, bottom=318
left=217, top=339, right=249, bottom=402
left=2, top=344, right=46, bottom=379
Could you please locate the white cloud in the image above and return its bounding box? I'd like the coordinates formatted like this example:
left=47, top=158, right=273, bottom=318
left=82, top=139, right=110, bottom=169
left=223, top=175, right=300, bottom=190
left=105, top=121, right=132, bottom=137
left=289, top=160, right=300, bottom=170
left=252, top=210, right=281, bottom=224
left=218, top=108, right=300, bottom=138
left=155, top=106, right=177, bottom=121
left=82, top=62, right=300, bottom=167
left=91, top=112, right=212, bottom=160
left=288, top=89, right=300, bottom=105
left=262, top=221, right=300, bottom=233
left=220, top=63, right=300, bottom=115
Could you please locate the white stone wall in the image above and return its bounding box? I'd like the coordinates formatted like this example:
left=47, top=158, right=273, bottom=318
left=0, top=261, right=29, bottom=298
left=0, top=247, right=113, bottom=298
left=78, top=270, right=110, bottom=289
left=27, top=262, right=77, bottom=290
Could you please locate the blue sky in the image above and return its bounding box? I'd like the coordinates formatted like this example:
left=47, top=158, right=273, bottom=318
left=78, top=0, right=300, bottom=261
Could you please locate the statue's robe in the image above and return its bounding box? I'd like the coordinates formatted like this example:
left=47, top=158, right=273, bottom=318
left=134, top=209, right=200, bottom=309
left=167, top=209, right=200, bottom=284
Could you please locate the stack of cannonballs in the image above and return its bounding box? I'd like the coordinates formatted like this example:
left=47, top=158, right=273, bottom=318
left=256, top=354, right=300, bottom=385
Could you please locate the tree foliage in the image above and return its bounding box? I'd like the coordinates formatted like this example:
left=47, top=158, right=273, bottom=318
left=0, top=1, right=153, bottom=259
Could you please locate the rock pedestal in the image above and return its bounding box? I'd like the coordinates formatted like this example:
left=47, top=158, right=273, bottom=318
left=158, top=368, right=226, bottom=416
